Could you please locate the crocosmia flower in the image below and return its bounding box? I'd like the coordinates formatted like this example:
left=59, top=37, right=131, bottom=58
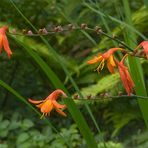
left=135, top=41, right=148, bottom=59
left=116, top=54, right=135, bottom=96
left=28, top=89, right=67, bottom=118
left=0, top=26, right=12, bottom=58
left=87, top=48, right=123, bottom=74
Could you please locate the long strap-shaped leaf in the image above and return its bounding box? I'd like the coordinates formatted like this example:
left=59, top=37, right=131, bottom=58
left=9, top=0, right=105, bottom=147
left=0, top=80, right=71, bottom=147
left=10, top=36, right=98, bottom=148
left=122, top=0, right=148, bottom=127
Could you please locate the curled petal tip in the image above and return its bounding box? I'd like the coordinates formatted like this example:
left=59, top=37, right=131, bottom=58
left=28, top=98, right=43, bottom=104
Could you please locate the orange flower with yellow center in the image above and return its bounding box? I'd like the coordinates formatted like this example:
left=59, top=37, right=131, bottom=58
left=115, top=54, right=135, bottom=96
left=0, top=26, right=12, bottom=58
left=28, top=89, right=67, bottom=118
left=87, top=48, right=123, bottom=74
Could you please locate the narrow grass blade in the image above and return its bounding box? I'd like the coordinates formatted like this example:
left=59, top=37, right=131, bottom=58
left=122, top=0, right=148, bottom=127
left=83, top=1, right=147, bottom=40
left=9, top=35, right=98, bottom=148
left=9, top=1, right=106, bottom=146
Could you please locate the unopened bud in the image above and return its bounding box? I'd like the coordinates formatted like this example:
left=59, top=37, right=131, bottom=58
left=53, top=26, right=63, bottom=32
left=42, top=28, right=48, bottom=34
left=12, top=28, right=16, bottom=34
left=80, top=23, right=87, bottom=29
left=38, top=29, right=43, bottom=34
left=94, top=26, right=102, bottom=33
left=67, top=24, right=75, bottom=30
left=27, top=30, right=33, bottom=35
left=87, top=95, right=92, bottom=100
left=22, top=29, right=27, bottom=34
left=73, top=94, right=80, bottom=100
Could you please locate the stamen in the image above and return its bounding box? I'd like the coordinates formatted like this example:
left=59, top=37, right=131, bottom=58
left=40, top=113, right=45, bottom=119
left=96, top=59, right=105, bottom=73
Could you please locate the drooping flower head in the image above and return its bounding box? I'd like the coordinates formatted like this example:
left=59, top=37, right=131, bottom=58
left=87, top=48, right=123, bottom=74
left=28, top=89, right=67, bottom=118
left=135, top=41, right=148, bottom=59
left=0, top=26, right=12, bottom=58
left=115, top=54, right=135, bottom=96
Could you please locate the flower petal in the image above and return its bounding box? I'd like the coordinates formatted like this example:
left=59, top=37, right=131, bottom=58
left=40, top=100, right=53, bottom=113
left=140, top=41, right=148, bottom=59
left=28, top=98, right=44, bottom=104
left=103, top=48, right=123, bottom=59
left=2, top=35, right=12, bottom=58
left=52, top=100, right=66, bottom=109
left=107, top=62, right=115, bottom=74
left=45, top=89, right=67, bottom=101
left=87, top=55, right=103, bottom=64
left=107, top=55, right=116, bottom=74
left=0, top=35, right=3, bottom=52
left=55, top=108, right=67, bottom=117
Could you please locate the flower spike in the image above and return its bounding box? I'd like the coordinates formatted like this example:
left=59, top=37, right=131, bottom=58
left=0, top=26, right=12, bottom=58
left=28, top=89, right=67, bottom=118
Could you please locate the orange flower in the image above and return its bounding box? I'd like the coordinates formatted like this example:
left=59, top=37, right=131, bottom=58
left=87, top=48, right=123, bottom=74
left=28, top=89, right=67, bottom=118
left=116, top=54, right=135, bottom=96
left=135, top=41, right=148, bottom=59
left=0, top=26, right=12, bottom=58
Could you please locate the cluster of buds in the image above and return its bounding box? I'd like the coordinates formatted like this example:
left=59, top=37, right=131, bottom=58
left=72, top=91, right=125, bottom=101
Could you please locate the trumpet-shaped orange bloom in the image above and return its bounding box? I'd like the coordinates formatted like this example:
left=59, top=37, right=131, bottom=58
left=28, top=89, right=67, bottom=118
left=135, top=41, right=148, bottom=59
left=87, top=48, right=123, bottom=74
left=0, top=26, right=12, bottom=58
left=116, top=54, right=135, bottom=96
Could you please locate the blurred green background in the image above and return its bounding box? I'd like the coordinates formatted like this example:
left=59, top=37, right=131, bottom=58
left=0, top=0, right=148, bottom=147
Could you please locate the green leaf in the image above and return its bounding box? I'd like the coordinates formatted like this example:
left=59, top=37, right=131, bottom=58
left=9, top=1, right=103, bottom=147
left=122, top=0, right=148, bottom=127
left=17, top=132, right=30, bottom=143
left=81, top=73, right=120, bottom=97
left=21, top=119, right=34, bottom=130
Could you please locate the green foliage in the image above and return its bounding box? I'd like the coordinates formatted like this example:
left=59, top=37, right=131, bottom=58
left=0, top=0, right=148, bottom=147
left=0, top=112, right=83, bottom=148
left=98, top=141, right=123, bottom=148
left=81, top=73, right=120, bottom=97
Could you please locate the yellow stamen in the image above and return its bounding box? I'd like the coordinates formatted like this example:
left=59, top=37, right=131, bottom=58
left=40, top=113, right=45, bottom=119
left=96, top=59, right=105, bottom=73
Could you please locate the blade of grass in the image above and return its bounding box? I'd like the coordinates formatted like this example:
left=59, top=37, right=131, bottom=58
left=9, top=1, right=106, bottom=147
left=83, top=1, right=147, bottom=40
left=54, top=7, right=106, bottom=145
left=10, top=35, right=98, bottom=147
left=122, top=0, right=148, bottom=127
left=0, top=79, right=71, bottom=147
